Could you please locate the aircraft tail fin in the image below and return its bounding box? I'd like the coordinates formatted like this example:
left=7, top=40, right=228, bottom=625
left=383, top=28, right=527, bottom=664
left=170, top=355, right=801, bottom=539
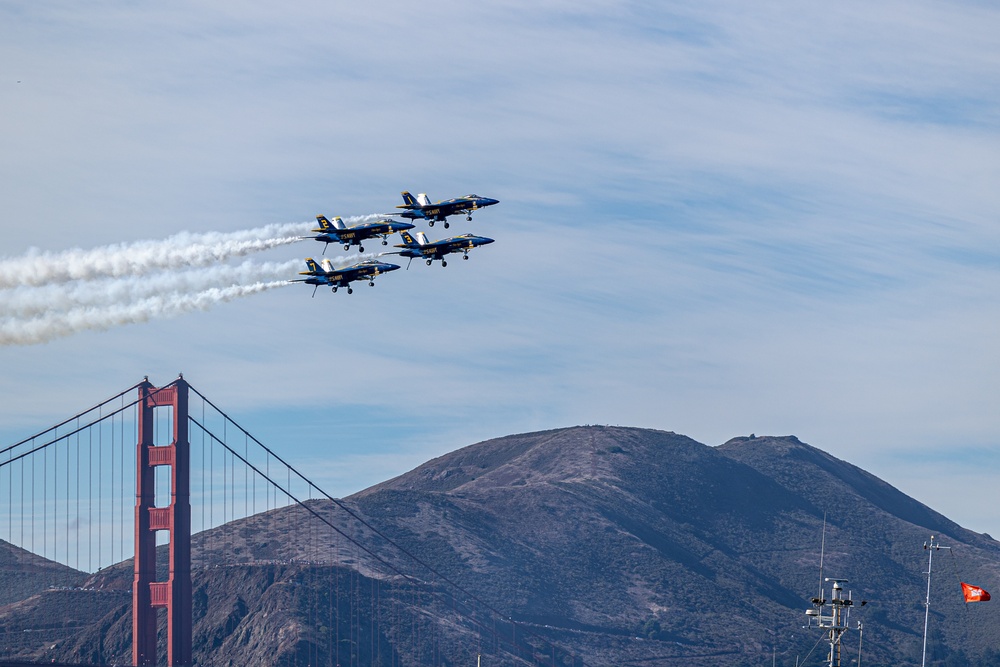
left=320, top=258, right=335, bottom=272
left=316, top=215, right=347, bottom=230
left=415, top=231, right=429, bottom=246
left=398, top=230, right=418, bottom=246
left=416, top=193, right=432, bottom=206
left=302, top=258, right=321, bottom=274
left=400, top=191, right=418, bottom=207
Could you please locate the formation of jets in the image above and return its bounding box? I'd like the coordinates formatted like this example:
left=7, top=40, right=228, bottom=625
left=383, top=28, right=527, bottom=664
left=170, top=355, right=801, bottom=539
left=293, top=191, right=499, bottom=296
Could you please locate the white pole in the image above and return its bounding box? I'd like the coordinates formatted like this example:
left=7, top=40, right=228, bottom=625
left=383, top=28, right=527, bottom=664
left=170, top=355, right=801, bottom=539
left=857, top=621, right=863, bottom=667
left=921, top=536, right=950, bottom=667
left=819, top=513, right=827, bottom=603
left=921, top=539, right=933, bottom=667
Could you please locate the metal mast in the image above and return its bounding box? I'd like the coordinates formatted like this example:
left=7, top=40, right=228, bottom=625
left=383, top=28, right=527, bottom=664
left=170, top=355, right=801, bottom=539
left=806, top=578, right=857, bottom=667
left=921, top=535, right=951, bottom=667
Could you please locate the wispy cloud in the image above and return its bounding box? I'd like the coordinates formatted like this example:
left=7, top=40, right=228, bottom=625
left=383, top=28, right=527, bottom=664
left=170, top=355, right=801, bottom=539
left=2, top=0, right=1000, bottom=534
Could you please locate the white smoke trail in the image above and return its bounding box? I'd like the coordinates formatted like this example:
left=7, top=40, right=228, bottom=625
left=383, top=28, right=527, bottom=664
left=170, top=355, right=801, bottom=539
left=0, top=223, right=303, bottom=288
left=0, top=215, right=397, bottom=345
left=0, top=215, right=386, bottom=289
left=0, top=260, right=302, bottom=319
left=0, top=250, right=392, bottom=319
left=0, top=282, right=289, bottom=346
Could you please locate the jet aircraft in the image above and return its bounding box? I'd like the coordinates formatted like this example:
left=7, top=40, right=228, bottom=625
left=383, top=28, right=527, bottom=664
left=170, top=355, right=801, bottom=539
left=292, top=257, right=400, bottom=296
left=307, top=215, right=415, bottom=254
left=393, top=231, right=494, bottom=267
left=395, top=192, right=499, bottom=228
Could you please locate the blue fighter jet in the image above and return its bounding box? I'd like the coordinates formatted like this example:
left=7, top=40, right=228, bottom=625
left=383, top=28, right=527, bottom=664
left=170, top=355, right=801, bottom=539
left=395, top=192, right=499, bottom=229
left=291, top=257, right=400, bottom=296
left=307, top=215, right=415, bottom=254
left=393, top=230, right=494, bottom=267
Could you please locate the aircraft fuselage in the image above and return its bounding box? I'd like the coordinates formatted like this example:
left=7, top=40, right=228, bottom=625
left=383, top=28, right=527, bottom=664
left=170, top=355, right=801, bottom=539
left=311, top=219, right=415, bottom=248
left=398, top=194, right=499, bottom=223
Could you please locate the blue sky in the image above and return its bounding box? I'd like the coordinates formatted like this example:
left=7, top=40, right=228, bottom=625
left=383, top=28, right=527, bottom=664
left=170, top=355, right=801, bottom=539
left=2, top=1, right=1000, bottom=537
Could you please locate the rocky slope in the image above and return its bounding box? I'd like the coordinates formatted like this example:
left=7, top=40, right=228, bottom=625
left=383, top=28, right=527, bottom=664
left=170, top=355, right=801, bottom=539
left=3, top=427, right=999, bottom=666
left=0, top=539, right=84, bottom=606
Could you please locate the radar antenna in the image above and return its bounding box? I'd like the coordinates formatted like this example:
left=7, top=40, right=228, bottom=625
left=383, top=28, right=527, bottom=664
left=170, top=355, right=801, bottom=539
left=804, top=518, right=866, bottom=667
left=806, top=578, right=860, bottom=667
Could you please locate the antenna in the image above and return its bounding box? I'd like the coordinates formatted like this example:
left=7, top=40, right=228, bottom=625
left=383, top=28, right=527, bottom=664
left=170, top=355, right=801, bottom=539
left=818, top=512, right=827, bottom=603
left=804, top=515, right=865, bottom=667
left=806, top=578, right=856, bottom=667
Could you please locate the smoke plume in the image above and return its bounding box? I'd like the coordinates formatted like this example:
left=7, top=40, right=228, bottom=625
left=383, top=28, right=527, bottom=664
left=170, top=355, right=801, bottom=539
left=0, top=282, right=289, bottom=346
left=0, top=260, right=302, bottom=319
left=0, top=215, right=385, bottom=289
left=0, top=223, right=309, bottom=289
left=0, top=218, right=396, bottom=346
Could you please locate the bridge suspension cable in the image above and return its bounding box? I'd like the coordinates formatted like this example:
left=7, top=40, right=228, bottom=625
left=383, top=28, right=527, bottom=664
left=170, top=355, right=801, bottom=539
left=188, top=382, right=587, bottom=666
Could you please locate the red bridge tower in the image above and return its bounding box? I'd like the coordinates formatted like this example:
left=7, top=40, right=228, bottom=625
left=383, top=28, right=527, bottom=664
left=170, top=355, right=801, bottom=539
left=133, top=378, right=192, bottom=666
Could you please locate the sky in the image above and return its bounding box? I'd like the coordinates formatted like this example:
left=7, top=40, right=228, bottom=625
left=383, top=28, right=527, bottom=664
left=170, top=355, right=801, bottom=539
left=2, top=1, right=1000, bottom=538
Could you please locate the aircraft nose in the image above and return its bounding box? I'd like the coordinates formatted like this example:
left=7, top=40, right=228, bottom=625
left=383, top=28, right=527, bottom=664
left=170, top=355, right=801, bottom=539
left=483, top=198, right=499, bottom=206
left=480, top=237, right=495, bottom=245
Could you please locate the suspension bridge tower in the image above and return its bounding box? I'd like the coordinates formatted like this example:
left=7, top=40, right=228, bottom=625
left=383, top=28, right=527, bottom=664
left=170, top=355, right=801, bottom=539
left=133, top=377, right=192, bottom=667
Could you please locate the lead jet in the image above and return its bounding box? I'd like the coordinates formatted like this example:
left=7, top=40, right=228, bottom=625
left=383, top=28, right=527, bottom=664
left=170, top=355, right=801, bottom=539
left=291, top=257, right=400, bottom=296
left=307, top=215, right=415, bottom=254
left=395, top=192, right=499, bottom=228
left=393, top=230, right=494, bottom=267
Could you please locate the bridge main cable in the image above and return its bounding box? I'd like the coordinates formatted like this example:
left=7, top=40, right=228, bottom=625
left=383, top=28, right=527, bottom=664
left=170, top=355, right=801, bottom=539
left=1, top=376, right=182, bottom=469
left=0, top=380, right=146, bottom=460
left=0, top=395, right=143, bottom=469
left=189, top=415, right=420, bottom=585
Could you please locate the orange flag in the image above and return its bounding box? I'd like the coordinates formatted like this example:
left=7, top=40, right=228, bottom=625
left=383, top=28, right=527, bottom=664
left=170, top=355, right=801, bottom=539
left=961, top=582, right=991, bottom=603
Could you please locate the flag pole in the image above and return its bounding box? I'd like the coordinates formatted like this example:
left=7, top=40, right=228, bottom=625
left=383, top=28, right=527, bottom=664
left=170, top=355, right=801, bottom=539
left=922, top=535, right=951, bottom=667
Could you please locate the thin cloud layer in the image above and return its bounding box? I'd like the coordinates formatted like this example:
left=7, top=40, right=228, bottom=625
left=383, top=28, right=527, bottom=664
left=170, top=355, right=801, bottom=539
left=1, top=1, right=999, bottom=533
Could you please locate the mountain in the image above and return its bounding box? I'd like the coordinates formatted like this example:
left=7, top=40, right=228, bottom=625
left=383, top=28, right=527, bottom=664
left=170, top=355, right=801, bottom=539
left=346, top=427, right=1000, bottom=665
left=2, top=426, right=999, bottom=666
left=0, top=539, right=83, bottom=606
